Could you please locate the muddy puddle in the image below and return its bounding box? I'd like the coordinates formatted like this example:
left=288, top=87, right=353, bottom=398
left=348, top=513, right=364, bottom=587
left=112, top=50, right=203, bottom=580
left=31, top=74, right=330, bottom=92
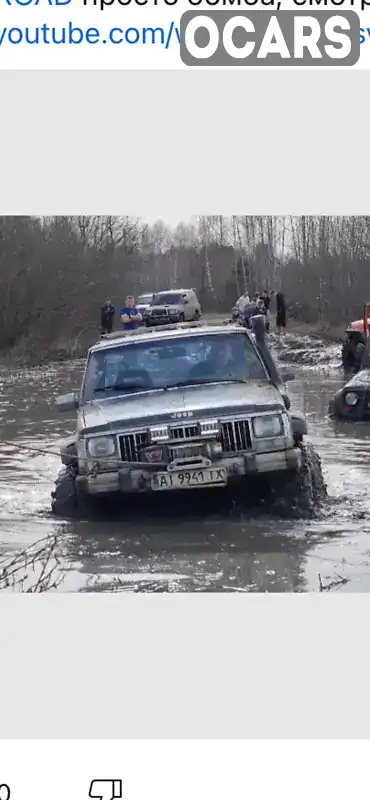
left=1, top=333, right=370, bottom=593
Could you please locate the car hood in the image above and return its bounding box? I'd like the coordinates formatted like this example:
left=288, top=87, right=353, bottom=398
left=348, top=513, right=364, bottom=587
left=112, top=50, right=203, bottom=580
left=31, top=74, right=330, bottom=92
left=80, top=381, right=286, bottom=434
left=344, top=368, right=370, bottom=389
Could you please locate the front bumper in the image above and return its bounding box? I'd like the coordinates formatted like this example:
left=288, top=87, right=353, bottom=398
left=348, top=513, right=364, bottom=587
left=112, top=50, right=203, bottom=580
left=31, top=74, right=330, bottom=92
left=145, top=315, right=180, bottom=325
left=76, top=448, right=303, bottom=497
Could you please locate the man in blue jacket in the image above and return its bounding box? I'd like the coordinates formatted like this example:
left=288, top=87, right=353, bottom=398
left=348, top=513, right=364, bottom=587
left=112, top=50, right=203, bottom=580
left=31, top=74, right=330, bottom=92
left=120, top=295, right=143, bottom=330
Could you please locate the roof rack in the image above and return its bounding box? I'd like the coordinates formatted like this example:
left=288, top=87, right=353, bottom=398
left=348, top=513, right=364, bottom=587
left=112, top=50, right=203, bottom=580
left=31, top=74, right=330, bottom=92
left=98, top=318, right=235, bottom=343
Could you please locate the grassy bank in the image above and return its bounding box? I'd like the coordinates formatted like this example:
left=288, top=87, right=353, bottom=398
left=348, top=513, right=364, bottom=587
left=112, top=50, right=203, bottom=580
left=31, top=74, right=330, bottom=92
left=0, top=329, right=97, bottom=368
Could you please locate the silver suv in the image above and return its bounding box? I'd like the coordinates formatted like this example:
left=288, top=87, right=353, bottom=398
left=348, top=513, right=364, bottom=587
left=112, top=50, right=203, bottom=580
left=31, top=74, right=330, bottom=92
left=135, top=293, right=155, bottom=317
left=51, top=317, right=325, bottom=516
left=144, top=289, right=201, bottom=326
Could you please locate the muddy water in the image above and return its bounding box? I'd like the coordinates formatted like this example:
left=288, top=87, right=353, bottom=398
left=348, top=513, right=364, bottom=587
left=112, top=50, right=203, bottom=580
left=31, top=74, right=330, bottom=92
left=1, top=335, right=370, bottom=593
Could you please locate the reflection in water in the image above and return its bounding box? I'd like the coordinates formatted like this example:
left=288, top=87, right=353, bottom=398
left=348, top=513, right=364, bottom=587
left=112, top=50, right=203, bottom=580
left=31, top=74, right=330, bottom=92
left=1, top=347, right=370, bottom=592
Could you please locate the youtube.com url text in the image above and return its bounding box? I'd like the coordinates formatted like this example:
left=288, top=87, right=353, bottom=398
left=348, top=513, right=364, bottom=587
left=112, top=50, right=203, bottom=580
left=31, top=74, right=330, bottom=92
left=0, top=20, right=180, bottom=47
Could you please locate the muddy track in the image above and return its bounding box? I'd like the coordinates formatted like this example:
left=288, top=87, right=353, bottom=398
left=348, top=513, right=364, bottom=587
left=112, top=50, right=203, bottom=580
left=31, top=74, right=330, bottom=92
left=271, top=332, right=342, bottom=369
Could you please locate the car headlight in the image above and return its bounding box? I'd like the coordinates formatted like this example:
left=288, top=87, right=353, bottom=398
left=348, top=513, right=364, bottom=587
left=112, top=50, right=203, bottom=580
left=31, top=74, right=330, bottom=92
left=252, top=414, right=283, bottom=438
left=87, top=436, right=116, bottom=457
left=344, top=391, right=359, bottom=406
left=169, top=308, right=179, bottom=315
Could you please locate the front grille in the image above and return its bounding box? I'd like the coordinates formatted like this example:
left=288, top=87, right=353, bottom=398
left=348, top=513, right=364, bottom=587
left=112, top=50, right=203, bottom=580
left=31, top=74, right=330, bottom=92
left=119, top=427, right=200, bottom=462
left=220, top=420, right=252, bottom=453
left=119, top=432, right=149, bottom=462
left=170, top=424, right=199, bottom=440
left=151, top=310, right=167, bottom=317
left=119, top=419, right=252, bottom=462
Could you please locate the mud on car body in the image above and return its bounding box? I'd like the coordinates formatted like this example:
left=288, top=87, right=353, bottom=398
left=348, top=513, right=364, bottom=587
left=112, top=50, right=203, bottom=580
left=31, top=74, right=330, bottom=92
left=51, top=317, right=326, bottom=517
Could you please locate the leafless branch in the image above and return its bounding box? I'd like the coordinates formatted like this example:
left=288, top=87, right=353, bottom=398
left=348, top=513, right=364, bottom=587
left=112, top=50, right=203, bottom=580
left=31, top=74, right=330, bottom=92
left=0, top=534, right=66, bottom=592
left=318, top=573, right=349, bottom=592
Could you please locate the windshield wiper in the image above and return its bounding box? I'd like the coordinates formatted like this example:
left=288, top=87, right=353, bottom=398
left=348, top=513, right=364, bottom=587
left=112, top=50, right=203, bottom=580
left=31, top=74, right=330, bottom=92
left=94, top=384, right=153, bottom=394
left=163, top=378, right=248, bottom=389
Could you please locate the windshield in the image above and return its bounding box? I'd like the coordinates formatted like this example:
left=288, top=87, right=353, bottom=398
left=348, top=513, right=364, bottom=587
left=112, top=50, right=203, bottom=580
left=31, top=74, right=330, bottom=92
left=152, top=293, right=182, bottom=306
left=137, top=294, right=153, bottom=304
left=82, top=333, right=268, bottom=401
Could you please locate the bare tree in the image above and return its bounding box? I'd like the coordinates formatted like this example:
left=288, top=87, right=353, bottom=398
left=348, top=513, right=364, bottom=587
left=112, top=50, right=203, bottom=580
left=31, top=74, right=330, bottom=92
left=2, top=215, right=370, bottom=362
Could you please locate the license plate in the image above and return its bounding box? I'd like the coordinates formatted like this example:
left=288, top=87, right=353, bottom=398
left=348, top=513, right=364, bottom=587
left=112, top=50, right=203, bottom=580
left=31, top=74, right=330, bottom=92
left=151, top=468, right=227, bottom=491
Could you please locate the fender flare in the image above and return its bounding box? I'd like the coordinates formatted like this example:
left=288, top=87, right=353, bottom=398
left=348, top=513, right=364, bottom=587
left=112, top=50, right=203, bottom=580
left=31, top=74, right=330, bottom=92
left=289, top=411, right=308, bottom=442
left=60, top=437, right=77, bottom=467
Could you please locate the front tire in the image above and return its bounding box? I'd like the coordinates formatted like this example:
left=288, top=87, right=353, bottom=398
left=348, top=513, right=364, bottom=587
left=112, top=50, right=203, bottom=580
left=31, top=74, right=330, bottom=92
left=51, top=466, right=97, bottom=518
left=270, top=443, right=327, bottom=517
left=51, top=466, right=78, bottom=516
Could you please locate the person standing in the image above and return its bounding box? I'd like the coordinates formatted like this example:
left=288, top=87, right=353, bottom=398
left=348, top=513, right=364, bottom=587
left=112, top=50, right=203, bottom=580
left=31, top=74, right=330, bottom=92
left=120, top=295, right=143, bottom=330
left=236, top=290, right=250, bottom=314
left=261, top=290, right=271, bottom=332
left=101, top=298, right=115, bottom=335
left=276, top=291, right=287, bottom=335
left=262, top=289, right=271, bottom=312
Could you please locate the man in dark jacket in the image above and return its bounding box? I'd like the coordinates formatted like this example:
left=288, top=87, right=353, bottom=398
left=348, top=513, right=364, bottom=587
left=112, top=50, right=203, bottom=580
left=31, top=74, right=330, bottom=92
left=101, top=299, right=115, bottom=335
left=276, top=292, right=287, bottom=334
left=342, top=330, right=366, bottom=375
left=262, top=289, right=271, bottom=312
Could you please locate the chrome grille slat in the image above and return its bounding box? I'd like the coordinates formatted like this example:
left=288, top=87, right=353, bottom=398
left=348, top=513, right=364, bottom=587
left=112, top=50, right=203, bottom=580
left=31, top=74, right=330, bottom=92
left=170, top=425, right=199, bottom=440
left=220, top=420, right=251, bottom=453
left=119, top=432, right=148, bottom=462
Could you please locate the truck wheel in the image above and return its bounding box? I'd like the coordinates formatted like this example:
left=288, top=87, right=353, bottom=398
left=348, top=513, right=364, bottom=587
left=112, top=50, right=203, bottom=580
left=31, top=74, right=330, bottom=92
left=270, top=443, right=327, bottom=517
left=51, top=466, right=96, bottom=518
left=51, top=466, right=78, bottom=516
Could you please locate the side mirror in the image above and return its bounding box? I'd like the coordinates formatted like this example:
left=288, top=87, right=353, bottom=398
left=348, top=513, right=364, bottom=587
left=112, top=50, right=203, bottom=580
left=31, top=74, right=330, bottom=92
left=55, top=392, right=79, bottom=412
left=183, top=297, right=189, bottom=304
left=281, top=369, right=295, bottom=382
